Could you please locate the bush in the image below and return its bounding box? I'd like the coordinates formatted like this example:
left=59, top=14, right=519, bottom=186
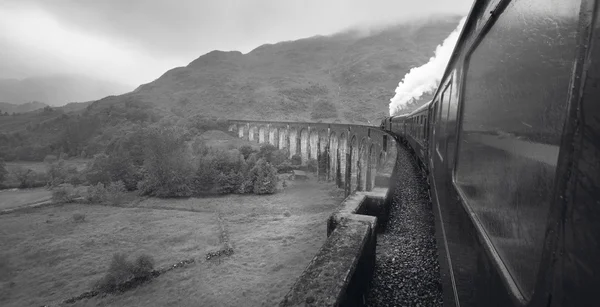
left=257, top=145, right=288, bottom=166
left=72, top=213, right=86, bottom=223
left=251, top=158, right=278, bottom=195
left=193, top=155, right=217, bottom=193
left=85, top=154, right=112, bottom=186
left=291, top=154, right=302, bottom=166
left=106, top=181, right=126, bottom=204
left=47, top=160, right=80, bottom=187
left=95, top=253, right=155, bottom=293
left=52, top=184, right=78, bottom=203
left=239, top=145, right=256, bottom=160
left=307, top=159, right=318, bottom=172
left=86, top=183, right=107, bottom=203
left=85, top=153, right=141, bottom=191
left=11, top=167, right=35, bottom=188
left=276, top=160, right=293, bottom=173
left=137, top=127, right=193, bottom=198
left=87, top=181, right=126, bottom=205
left=0, top=159, right=7, bottom=183
left=215, top=171, right=243, bottom=194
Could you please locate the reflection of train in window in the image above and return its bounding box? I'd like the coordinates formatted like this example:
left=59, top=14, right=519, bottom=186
left=380, top=0, right=600, bottom=306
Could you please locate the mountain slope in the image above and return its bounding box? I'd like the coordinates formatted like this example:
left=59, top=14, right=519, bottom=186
left=0, top=16, right=462, bottom=162
left=89, top=16, right=462, bottom=124
left=0, top=75, right=132, bottom=106
left=0, top=101, right=48, bottom=114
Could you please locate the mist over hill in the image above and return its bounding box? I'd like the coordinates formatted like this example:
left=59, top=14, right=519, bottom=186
left=90, top=16, right=462, bottom=124
left=0, top=75, right=132, bottom=106
left=0, top=16, right=461, bottom=161
left=0, top=101, right=48, bottom=114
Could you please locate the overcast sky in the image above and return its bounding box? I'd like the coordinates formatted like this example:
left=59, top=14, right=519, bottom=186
left=0, top=0, right=473, bottom=87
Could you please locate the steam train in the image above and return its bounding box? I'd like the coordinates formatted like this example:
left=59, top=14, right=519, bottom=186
left=380, top=0, right=599, bottom=306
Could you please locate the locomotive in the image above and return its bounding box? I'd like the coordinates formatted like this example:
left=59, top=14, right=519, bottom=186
left=381, top=0, right=600, bottom=306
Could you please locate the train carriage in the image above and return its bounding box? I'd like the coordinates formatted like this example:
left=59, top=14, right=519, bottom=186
left=381, top=0, right=600, bottom=306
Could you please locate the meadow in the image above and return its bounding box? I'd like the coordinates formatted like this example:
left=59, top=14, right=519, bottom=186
left=0, top=178, right=344, bottom=307
left=0, top=187, right=52, bottom=211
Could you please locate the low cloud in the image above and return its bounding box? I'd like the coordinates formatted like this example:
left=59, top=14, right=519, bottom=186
left=0, top=0, right=473, bottom=86
left=389, top=17, right=467, bottom=115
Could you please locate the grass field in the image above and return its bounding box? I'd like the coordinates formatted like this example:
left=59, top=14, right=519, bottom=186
left=0, top=179, right=344, bottom=307
left=0, top=188, right=52, bottom=211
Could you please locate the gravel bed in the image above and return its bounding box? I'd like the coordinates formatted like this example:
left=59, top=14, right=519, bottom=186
left=366, top=144, right=443, bottom=307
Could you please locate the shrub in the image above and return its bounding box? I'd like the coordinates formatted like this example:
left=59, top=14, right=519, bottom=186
left=11, top=167, right=35, bottom=188
left=252, top=158, right=278, bottom=195
left=257, top=145, right=288, bottom=166
left=239, top=145, right=256, bottom=160
left=307, top=159, right=318, bottom=172
left=215, top=171, right=243, bottom=194
left=237, top=177, right=254, bottom=194
left=94, top=253, right=155, bottom=293
left=87, top=181, right=126, bottom=205
left=211, top=149, right=245, bottom=174
left=52, top=184, right=77, bottom=203
left=137, top=127, right=193, bottom=198
left=276, top=160, right=293, bottom=174
left=47, top=160, right=79, bottom=187
left=0, top=159, right=7, bottom=182
left=85, top=154, right=112, bottom=186
left=192, top=153, right=218, bottom=193
left=85, top=153, right=141, bottom=191
left=86, top=183, right=107, bottom=203
left=106, top=181, right=127, bottom=204
left=72, top=213, right=86, bottom=223
left=257, top=144, right=277, bottom=162
left=290, top=154, right=302, bottom=166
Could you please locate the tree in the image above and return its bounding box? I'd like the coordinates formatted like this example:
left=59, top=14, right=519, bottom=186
left=252, top=158, right=278, bottom=195
left=239, top=145, right=255, bottom=160
left=137, top=126, right=193, bottom=197
left=11, top=166, right=34, bottom=188
left=291, top=154, right=302, bottom=166
left=0, top=159, right=7, bottom=182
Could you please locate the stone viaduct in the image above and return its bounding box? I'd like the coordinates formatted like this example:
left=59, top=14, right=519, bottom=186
left=228, top=120, right=392, bottom=196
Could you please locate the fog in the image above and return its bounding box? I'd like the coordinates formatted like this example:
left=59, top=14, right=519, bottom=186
left=389, top=17, right=467, bottom=115
left=0, top=0, right=473, bottom=87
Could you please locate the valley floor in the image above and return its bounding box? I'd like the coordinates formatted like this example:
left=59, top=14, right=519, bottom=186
left=0, top=179, right=345, bottom=307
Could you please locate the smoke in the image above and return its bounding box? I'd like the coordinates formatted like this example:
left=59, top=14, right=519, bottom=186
left=389, top=17, right=467, bottom=115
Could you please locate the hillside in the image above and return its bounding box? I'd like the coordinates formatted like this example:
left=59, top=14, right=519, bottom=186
left=0, top=101, right=48, bottom=114
left=88, top=16, right=462, bottom=124
left=0, top=75, right=132, bottom=106
left=0, top=16, right=461, bottom=161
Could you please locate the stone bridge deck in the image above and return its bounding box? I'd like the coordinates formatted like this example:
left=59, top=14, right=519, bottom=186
left=228, top=119, right=393, bottom=196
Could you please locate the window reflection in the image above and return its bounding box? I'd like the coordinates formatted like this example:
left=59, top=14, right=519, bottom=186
left=455, top=0, right=580, bottom=297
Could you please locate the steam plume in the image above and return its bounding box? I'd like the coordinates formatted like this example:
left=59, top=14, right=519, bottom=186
left=389, top=17, right=466, bottom=115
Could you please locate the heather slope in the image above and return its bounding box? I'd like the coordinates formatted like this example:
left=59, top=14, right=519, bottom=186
left=90, top=16, right=461, bottom=124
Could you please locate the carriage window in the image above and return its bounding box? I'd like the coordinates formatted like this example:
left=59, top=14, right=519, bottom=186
left=421, top=115, right=424, bottom=140
left=436, top=83, right=451, bottom=160
left=421, top=115, right=425, bottom=140
left=454, top=0, right=580, bottom=298
left=424, top=117, right=428, bottom=141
